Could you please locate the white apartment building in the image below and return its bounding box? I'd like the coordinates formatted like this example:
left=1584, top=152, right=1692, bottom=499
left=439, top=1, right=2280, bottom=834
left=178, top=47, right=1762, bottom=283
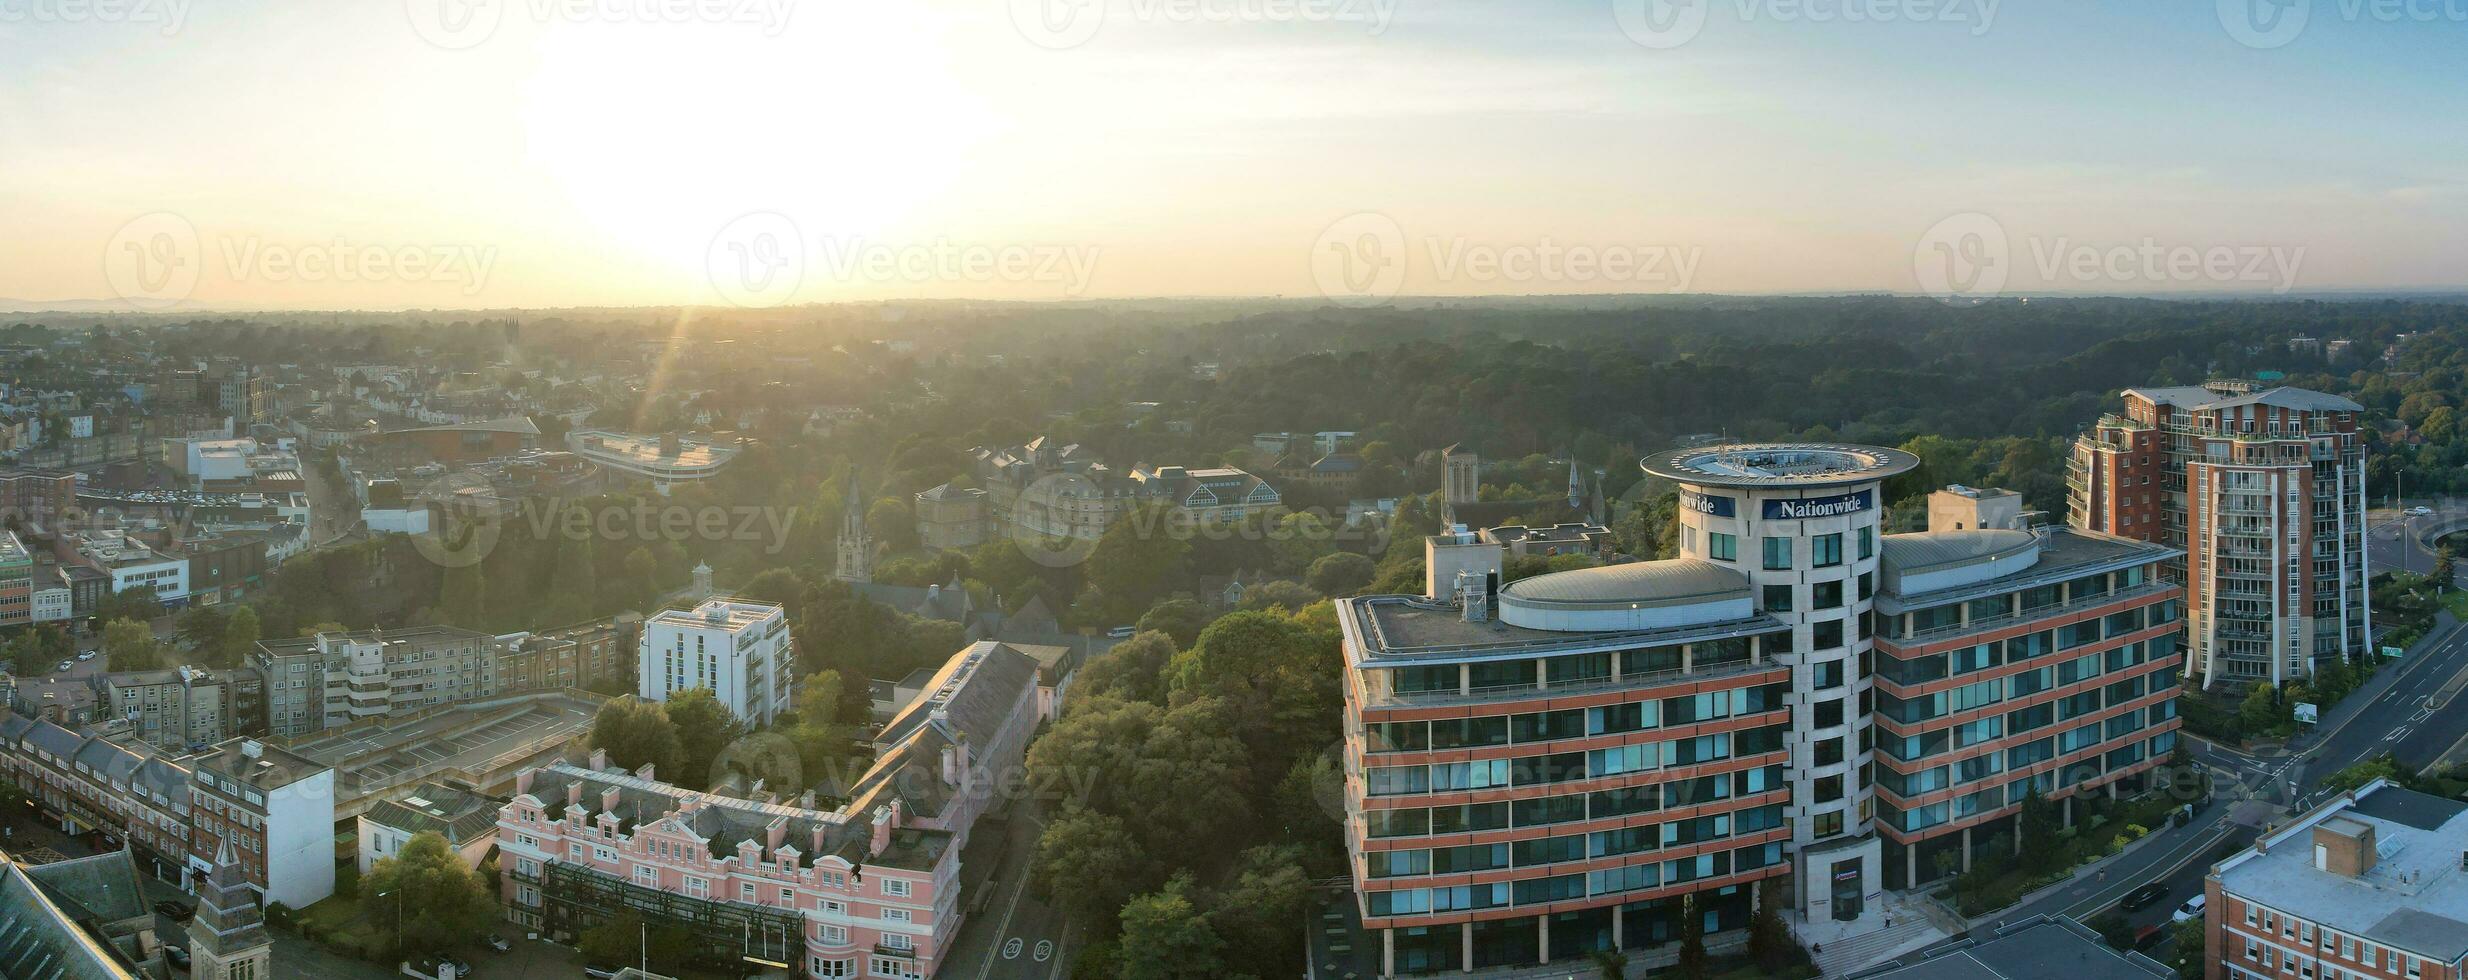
left=638, top=598, right=794, bottom=726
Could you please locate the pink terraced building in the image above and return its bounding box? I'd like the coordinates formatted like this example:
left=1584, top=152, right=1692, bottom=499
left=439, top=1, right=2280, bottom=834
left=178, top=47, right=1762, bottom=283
left=497, top=641, right=1041, bottom=979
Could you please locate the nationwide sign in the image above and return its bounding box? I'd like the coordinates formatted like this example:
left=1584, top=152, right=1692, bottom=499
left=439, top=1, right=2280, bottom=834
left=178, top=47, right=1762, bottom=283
left=1763, top=489, right=1874, bottom=521
left=1681, top=490, right=1736, bottom=518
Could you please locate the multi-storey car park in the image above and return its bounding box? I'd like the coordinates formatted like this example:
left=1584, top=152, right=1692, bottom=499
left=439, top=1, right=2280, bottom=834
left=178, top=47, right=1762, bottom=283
left=1336, top=444, right=2187, bottom=976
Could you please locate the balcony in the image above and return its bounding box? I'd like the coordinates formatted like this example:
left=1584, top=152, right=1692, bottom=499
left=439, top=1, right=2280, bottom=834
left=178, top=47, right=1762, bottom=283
left=1888, top=579, right=2177, bottom=647
left=1360, top=655, right=1776, bottom=709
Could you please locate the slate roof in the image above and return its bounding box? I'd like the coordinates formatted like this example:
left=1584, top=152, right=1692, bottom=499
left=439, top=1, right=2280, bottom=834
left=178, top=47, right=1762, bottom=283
left=22, top=850, right=148, bottom=925
left=366, top=783, right=503, bottom=847
left=0, top=856, right=140, bottom=980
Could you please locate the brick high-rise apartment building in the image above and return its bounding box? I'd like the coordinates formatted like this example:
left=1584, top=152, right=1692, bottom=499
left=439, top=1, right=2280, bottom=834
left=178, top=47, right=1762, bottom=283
left=2068, top=381, right=2368, bottom=688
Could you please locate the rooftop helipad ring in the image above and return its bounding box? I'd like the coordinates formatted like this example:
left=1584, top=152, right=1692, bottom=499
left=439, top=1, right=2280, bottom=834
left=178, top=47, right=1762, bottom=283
left=1641, top=442, right=1921, bottom=488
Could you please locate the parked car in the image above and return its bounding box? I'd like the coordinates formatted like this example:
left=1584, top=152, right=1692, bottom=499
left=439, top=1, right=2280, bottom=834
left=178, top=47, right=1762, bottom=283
left=2408, top=505, right=2435, bottom=516
left=163, top=945, right=190, bottom=969
left=445, top=955, right=473, bottom=976
left=583, top=967, right=620, bottom=980
left=2120, top=882, right=2170, bottom=912
left=486, top=934, right=511, bottom=952
left=2172, top=894, right=2208, bottom=923
left=76, top=650, right=96, bottom=661
left=54, top=660, right=73, bottom=673
left=154, top=899, right=195, bottom=921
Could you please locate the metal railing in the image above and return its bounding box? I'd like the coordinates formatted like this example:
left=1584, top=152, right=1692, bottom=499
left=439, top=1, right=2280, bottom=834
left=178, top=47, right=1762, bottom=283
left=1360, top=655, right=1774, bottom=708
left=1887, top=579, right=2176, bottom=647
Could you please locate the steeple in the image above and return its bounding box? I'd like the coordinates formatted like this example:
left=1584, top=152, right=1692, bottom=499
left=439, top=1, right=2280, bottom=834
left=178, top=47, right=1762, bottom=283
left=187, top=839, right=271, bottom=980
left=834, top=467, right=875, bottom=584
left=1566, top=454, right=1584, bottom=511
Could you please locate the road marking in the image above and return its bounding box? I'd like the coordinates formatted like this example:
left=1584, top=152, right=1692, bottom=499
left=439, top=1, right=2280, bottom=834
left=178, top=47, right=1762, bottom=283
left=1003, top=938, right=1022, bottom=960
left=1034, top=940, right=1053, bottom=962
left=2387, top=726, right=2412, bottom=742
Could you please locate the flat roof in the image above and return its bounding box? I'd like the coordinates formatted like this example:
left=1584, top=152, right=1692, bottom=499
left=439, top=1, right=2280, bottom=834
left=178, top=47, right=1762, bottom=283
left=1499, top=558, right=1747, bottom=607
left=1852, top=916, right=2170, bottom=980
left=2215, top=781, right=2468, bottom=964
left=1641, top=442, right=1919, bottom=489
left=1875, top=527, right=2178, bottom=614
left=1341, top=592, right=1783, bottom=666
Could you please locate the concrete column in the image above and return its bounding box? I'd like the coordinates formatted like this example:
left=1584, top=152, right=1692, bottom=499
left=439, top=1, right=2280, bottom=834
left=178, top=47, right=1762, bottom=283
left=1906, top=841, right=1918, bottom=885
left=1382, top=929, right=1394, bottom=979
left=1682, top=642, right=1695, bottom=672
left=1961, top=826, right=1974, bottom=873
left=1612, top=906, right=1624, bottom=948
left=2107, top=781, right=2118, bottom=801
left=1462, top=922, right=1475, bottom=973
left=1537, top=914, right=1550, bottom=964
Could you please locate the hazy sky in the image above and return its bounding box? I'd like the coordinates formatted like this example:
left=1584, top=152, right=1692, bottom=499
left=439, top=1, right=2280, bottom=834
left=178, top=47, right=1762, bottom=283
left=4, top=0, right=2464, bottom=310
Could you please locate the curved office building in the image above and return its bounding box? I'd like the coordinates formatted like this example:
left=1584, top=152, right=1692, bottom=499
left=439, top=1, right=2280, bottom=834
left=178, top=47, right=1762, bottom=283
left=1337, top=444, right=2184, bottom=976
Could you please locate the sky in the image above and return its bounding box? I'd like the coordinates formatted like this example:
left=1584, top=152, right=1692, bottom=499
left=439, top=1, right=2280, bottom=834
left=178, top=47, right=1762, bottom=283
left=3, top=0, right=2465, bottom=310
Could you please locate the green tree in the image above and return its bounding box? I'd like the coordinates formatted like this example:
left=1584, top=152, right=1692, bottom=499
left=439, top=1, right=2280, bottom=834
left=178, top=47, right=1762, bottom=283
left=2018, top=785, right=2061, bottom=871
left=219, top=605, right=261, bottom=669
left=1207, top=845, right=1315, bottom=975
left=103, top=618, right=164, bottom=670
left=796, top=669, right=846, bottom=727
left=663, top=687, right=742, bottom=790
left=438, top=562, right=486, bottom=627
left=1746, top=879, right=1798, bottom=972
left=1032, top=805, right=1159, bottom=928
left=2437, top=545, right=2457, bottom=585
left=2238, top=680, right=2281, bottom=734
left=1674, top=893, right=1710, bottom=980
left=2170, top=917, right=2206, bottom=980
left=1084, top=504, right=1191, bottom=623
left=362, top=831, right=492, bottom=957
left=1304, top=551, right=1376, bottom=596
left=1075, top=630, right=1175, bottom=705
left=6, top=631, right=49, bottom=677
left=1117, top=874, right=1223, bottom=980
left=620, top=545, right=658, bottom=610
left=1237, top=579, right=1322, bottom=612
left=1592, top=949, right=1630, bottom=980
left=589, top=698, right=682, bottom=778
left=1133, top=598, right=1211, bottom=649
left=176, top=605, right=228, bottom=652
left=548, top=534, right=599, bottom=625
left=1167, top=610, right=1341, bottom=794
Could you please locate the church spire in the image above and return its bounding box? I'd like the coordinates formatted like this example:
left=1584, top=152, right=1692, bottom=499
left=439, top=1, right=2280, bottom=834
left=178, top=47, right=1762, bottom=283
left=188, top=838, right=271, bottom=977
left=835, top=467, right=875, bottom=584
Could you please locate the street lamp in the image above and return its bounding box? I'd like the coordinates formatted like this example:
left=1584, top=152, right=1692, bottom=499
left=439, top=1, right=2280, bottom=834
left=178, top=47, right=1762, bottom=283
left=373, top=888, right=404, bottom=954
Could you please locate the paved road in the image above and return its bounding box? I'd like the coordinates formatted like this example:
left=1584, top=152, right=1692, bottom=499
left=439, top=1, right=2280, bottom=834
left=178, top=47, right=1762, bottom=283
left=936, top=801, right=1070, bottom=980
left=1948, top=605, right=2468, bottom=969
left=2368, top=502, right=2468, bottom=585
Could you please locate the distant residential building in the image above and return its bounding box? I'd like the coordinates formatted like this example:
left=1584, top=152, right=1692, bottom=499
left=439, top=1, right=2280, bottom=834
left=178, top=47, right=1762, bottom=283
left=252, top=626, right=504, bottom=737
left=186, top=738, right=337, bottom=909
left=913, top=483, right=988, bottom=551
left=358, top=782, right=502, bottom=875
left=65, top=529, right=189, bottom=607
left=638, top=598, right=793, bottom=726
left=565, top=429, right=740, bottom=494
left=965, top=436, right=1279, bottom=545
left=2069, top=382, right=2368, bottom=687
left=101, top=665, right=232, bottom=750
left=1481, top=522, right=1608, bottom=559
left=0, top=468, right=77, bottom=532
left=0, top=716, right=337, bottom=907
left=2203, top=778, right=2468, bottom=980
left=495, top=615, right=639, bottom=693
left=29, top=563, right=72, bottom=623
left=0, top=531, right=30, bottom=627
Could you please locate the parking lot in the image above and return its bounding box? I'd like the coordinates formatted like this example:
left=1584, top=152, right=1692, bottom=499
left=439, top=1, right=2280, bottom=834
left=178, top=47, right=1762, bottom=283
left=286, top=697, right=597, bottom=795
